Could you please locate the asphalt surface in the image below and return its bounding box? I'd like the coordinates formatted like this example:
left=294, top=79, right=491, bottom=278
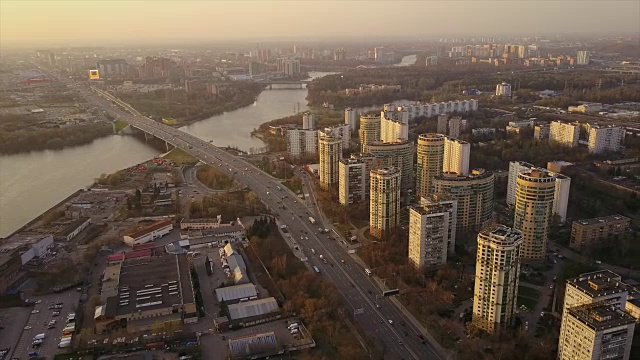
left=66, top=84, right=444, bottom=360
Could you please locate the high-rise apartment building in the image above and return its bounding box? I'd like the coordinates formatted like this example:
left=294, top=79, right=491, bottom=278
left=369, top=167, right=401, bottom=239
left=345, top=107, right=357, bottom=131
left=338, top=158, right=368, bottom=205
left=507, top=161, right=570, bottom=223
left=495, top=82, right=512, bottom=97
left=570, top=215, right=631, bottom=250
left=97, top=59, right=128, bottom=77
left=437, top=115, right=463, bottom=138
left=286, top=129, right=318, bottom=158
left=366, top=140, right=414, bottom=190
left=534, top=124, right=550, bottom=140
left=302, top=112, right=316, bottom=130
left=576, top=50, right=590, bottom=65
left=318, top=133, right=343, bottom=190
left=558, top=303, right=635, bottom=360
left=416, top=134, right=445, bottom=199
left=380, top=116, right=409, bottom=143
left=321, top=124, right=350, bottom=149
left=443, top=137, right=470, bottom=175
left=472, top=225, right=523, bottom=334
left=433, top=169, right=495, bottom=231
left=513, top=169, right=556, bottom=259
left=408, top=197, right=457, bottom=268
left=549, top=121, right=580, bottom=148
left=277, top=58, right=301, bottom=75
left=358, top=115, right=381, bottom=153
left=558, top=270, right=636, bottom=360
left=588, top=125, right=625, bottom=154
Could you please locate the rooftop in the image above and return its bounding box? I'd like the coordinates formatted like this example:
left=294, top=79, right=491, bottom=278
left=57, top=217, right=90, bottom=238
left=566, top=270, right=631, bottom=298
left=125, top=220, right=173, bottom=240
left=108, top=253, right=193, bottom=316
left=567, top=302, right=635, bottom=331
left=227, top=297, right=279, bottom=320
left=215, top=283, right=258, bottom=303
left=228, top=331, right=280, bottom=359
left=573, top=215, right=631, bottom=227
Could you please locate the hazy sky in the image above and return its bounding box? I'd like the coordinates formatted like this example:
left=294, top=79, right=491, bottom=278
left=1, top=0, right=639, bottom=48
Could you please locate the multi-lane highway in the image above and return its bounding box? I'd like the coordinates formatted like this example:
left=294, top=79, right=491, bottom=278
left=76, top=85, right=444, bottom=359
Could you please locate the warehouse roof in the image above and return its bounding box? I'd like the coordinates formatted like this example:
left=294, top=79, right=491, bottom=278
left=228, top=331, right=280, bottom=359
left=227, top=297, right=279, bottom=320
left=215, top=283, right=257, bottom=303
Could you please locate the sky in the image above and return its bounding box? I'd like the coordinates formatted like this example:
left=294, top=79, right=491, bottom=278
left=1, top=0, right=639, bottom=48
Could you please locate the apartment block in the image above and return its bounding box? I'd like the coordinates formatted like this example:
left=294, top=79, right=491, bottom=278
left=558, top=303, right=635, bottom=360
left=321, top=124, right=350, bottom=149
left=534, top=124, right=550, bottom=140
left=286, top=128, right=318, bottom=158
left=408, top=197, right=457, bottom=268
left=433, top=169, right=495, bottom=231
left=359, top=115, right=381, bottom=153
left=570, top=215, right=631, bottom=250
left=302, top=111, right=316, bottom=130
left=472, top=225, right=523, bottom=333
left=387, top=99, right=478, bottom=121
left=380, top=115, right=409, bottom=143
left=338, top=158, right=368, bottom=205
left=366, top=140, right=414, bottom=190
left=550, top=121, right=580, bottom=147
left=437, top=115, right=463, bottom=138
left=369, top=167, right=401, bottom=239
left=507, top=161, right=570, bottom=223
left=443, top=137, right=470, bottom=175
left=416, top=133, right=445, bottom=199
left=345, top=107, right=357, bottom=131
left=513, top=169, right=556, bottom=260
left=588, top=125, right=625, bottom=154
left=318, top=133, right=343, bottom=190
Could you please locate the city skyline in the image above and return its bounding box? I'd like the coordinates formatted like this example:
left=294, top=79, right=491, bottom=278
left=2, top=0, right=639, bottom=48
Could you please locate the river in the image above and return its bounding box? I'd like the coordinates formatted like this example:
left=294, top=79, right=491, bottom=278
left=0, top=71, right=336, bottom=237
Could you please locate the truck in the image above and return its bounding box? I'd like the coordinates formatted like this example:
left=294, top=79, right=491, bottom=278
left=308, top=217, right=316, bottom=224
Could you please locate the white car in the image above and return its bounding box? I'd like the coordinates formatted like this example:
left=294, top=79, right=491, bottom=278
left=24, top=325, right=32, bottom=330
left=31, top=310, right=39, bottom=314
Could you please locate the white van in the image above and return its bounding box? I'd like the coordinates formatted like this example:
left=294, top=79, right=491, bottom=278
left=365, top=268, right=372, bottom=276
left=287, top=322, right=299, bottom=330
left=33, top=333, right=46, bottom=340
left=290, top=328, right=299, bottom=334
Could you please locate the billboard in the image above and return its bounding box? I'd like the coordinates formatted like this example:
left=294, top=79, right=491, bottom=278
left=89, top=69, right=100, bottom=80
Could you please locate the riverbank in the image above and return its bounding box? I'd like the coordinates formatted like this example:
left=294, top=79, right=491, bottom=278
left=0, top=122, right=113, bottom=155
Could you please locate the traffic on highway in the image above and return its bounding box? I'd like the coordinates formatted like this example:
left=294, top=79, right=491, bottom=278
left=79, top=85, right=443, bottom=360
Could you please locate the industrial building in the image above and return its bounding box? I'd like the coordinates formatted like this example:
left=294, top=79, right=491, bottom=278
left=123, top=220, right=173, bottom=247
left=94, top=253, right=197, bottom=334
left=215, top=283, right=259, bottom=304
left=228, top=332, right=283, bottom=360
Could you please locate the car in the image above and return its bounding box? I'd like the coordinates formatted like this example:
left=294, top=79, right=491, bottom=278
left=52, top=312, right=60, bottom=317
left=31, top=310, right=39, bottom=314
left=35, top=300, right=42, bottom=304
left=540, top=312, right=545, bottom=317
left=388, top=319, right=394, bottom=325
left=24, top=326, right=32, bottom=330
left=550, top=284, right=555, bottom=289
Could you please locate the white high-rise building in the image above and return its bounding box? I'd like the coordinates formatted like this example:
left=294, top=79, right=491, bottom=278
left=408, top=197, right=457, bottom=268
left=302, top=112, right=316, bottom=130
left=339, top=158, right=368, bottom=205
left=369, top=167, right=401, bottom=239
left=345, top=107, right=357, bottom=131
left=576, top=50, right=590, bottom=65
left=588, top=125, right=625, bottom=154
left=286, top=129, right=318, bottom=158
left=443, top=137, right=470, bottom=175
left=380, top=112, right=409, bottom=143
left=472, top=225, right=523, bottom=334
left=318, top=133, right=343, bottom=189
left=495, top=82, right=511, bottom=97
left=321, top=124, right=350, bottom=149
left=506, top=161, right=571, bottom=223
left=549, top=121, right=580, bottom=148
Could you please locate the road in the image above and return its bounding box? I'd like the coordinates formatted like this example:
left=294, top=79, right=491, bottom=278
left=69, top=84, right=444, bottom=359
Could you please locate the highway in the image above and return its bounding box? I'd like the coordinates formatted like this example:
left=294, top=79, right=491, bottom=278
left=75, top=84, right=444, bottom=360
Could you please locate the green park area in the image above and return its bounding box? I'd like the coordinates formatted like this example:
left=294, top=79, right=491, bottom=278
left=162, top=147, right=198, bottom=166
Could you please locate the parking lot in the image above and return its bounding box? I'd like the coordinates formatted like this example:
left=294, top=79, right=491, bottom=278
left=10, top=290, right=80, bottom=360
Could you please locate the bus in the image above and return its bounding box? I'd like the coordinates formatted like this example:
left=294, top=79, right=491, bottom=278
left=313, top=266, right=320, bottom=274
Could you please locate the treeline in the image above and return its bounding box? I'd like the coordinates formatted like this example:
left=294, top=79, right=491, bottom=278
left=248, top=223, right=371, bottom=359
left=0, top=123, right=112, bottom=154
left=196, top=165, right=234, bottom=190
left=187, top=191, right=265, bottom=219
left=117, top=82, right=262, bottom=122
left=306, top=64, right=509, bottom=107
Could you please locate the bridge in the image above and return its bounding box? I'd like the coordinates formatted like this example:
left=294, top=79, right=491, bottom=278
left=256, top=79, right=311, bottom=89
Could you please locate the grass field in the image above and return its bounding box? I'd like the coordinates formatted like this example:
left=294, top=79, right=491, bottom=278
left=162, top=147, right=198, bottom=165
